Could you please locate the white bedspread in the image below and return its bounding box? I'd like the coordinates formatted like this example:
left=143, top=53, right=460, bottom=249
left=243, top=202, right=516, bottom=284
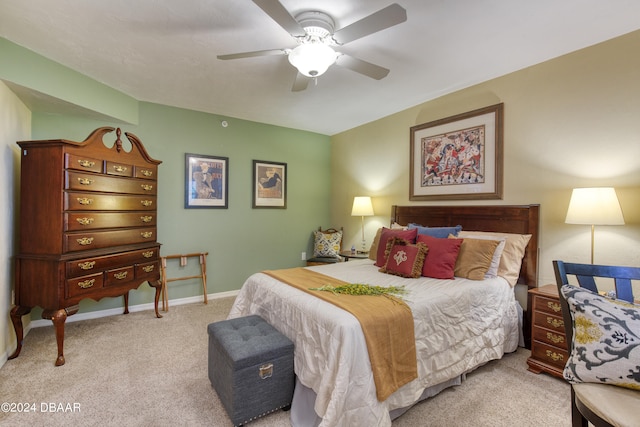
left=228, top=259, right=520, bottom=427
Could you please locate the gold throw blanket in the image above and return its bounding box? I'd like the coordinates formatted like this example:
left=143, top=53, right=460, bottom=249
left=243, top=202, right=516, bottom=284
left=263, top=268, right=417, bottom=401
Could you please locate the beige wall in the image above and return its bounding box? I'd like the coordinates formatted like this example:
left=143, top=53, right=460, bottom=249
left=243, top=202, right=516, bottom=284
left=0, top=81, right=30, bottom=363
left=331, top=30, right=640, bottom=302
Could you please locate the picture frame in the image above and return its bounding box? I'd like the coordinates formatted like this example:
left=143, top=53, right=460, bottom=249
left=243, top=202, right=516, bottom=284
left=185, top=153, right=229, bottom=209
left=253, top=160, right=286, bottom=208
left=409, top=103, right=503, bottom=201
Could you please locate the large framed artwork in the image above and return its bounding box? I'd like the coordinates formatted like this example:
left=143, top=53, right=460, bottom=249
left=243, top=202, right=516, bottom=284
left=410, top=103, right=504, bottom=201
left=253, top=160, right=286, bottom=209
left=185, top=153, right=229, bottom=208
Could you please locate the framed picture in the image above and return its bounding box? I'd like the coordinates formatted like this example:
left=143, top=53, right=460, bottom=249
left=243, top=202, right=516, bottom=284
left=185, top=153, right=229, bottom=208
left=410, top=103, right=504, bottom=201
left=253, top=160, right=286, bottom=208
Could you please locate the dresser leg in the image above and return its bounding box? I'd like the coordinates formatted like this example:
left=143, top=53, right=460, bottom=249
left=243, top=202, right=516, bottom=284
left=8, top=305, right=31, bottom=360
left=42, top=306, right=79, bottom=366
left=123, top=292, right=130, bottom=314
left=152, top=279, right=163, bottom=318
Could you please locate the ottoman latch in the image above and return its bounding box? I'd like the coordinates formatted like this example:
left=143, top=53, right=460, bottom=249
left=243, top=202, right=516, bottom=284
left=259, top=363, right=273, bottom=379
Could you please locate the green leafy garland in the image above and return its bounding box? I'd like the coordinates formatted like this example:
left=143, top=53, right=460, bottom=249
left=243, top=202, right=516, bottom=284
left=310, top=283, right=407, bottom=302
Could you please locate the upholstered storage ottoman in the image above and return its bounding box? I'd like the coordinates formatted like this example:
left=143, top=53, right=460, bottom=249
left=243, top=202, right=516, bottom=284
left=207, top=315, right=294, bottom=426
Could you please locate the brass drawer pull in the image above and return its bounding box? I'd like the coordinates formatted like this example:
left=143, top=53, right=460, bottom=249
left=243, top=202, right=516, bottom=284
left=142, top=265, right=155, bottom=273
left=142, top=251, right=154, bottom=258
left=141, top=184, right=153, bottom=191
left=77, top=197, right=93, bottom=205
left=141, top=200, right=153, bottom=207
left=77, top=279, right=95, bottom=289
left=78, top=159, right=95, bottom=168
left=141, top=231, right=153, bottom=239
left=76, top=217, right=94, bottom=226
left=140, top=216, right=153, bottom=223
left=545, top=350, right=564, bottom=362
left=78, top=261, right=96, bottom=270
left=547, top=301, right=561, bottom=312
left=113, top=165, right=128, bottom=173
left=78, top=177, right=94, bottom=185
left=546, top=332, right=564, bottom=345
left=546, top=316, right=564, bottom=329
left=76, top=237, right=94, bottom=246
left=114, top=271, right=128, bottom=280
left=140, top=169, right=153, bottom=177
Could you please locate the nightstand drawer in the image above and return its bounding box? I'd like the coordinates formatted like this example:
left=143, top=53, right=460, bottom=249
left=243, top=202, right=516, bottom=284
left=530, top=340, right=568, bottom=369
left=532, top=325, right=566, bottom=348
left=534, top=294, right=563, bottom=316
left=532, top=310, right=565, bottom=334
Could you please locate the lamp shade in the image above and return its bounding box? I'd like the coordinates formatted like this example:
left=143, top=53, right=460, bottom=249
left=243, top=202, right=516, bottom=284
left=565, top=187, right=625, bottom=225
left=288, top=43, right=337, bottom=77
left=351, top=196, right=374, bottom=217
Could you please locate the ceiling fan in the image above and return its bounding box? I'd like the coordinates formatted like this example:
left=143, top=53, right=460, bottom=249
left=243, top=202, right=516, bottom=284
left=217, top=0, right=407, bottom=91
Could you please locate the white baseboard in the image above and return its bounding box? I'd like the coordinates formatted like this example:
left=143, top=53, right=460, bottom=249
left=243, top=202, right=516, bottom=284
left=28, top=290, right=239, bottom=329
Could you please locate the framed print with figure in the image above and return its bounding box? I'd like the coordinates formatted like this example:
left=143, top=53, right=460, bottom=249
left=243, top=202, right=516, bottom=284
left=410, top=103, right=503, bottom=201
left=185, top=153, right=228, bottom=208
left=253, top=160, right=286, bottom=208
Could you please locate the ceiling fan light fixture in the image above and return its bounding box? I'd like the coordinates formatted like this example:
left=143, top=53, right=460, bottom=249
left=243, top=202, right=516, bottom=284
left=288, top=42, right=338, bottom=77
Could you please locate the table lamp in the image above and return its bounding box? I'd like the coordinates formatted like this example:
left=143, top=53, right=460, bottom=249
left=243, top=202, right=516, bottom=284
left=351, top=196, right=374, bottom=253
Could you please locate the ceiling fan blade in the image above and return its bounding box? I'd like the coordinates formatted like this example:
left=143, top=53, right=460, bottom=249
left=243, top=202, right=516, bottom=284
left=217, top=48, right=287, bottom=60
left=335, top=54, right=390, bottom=80
left=253, top=0, right=306, bottom=37
left=292, top=73, right=310, bottom=92
left=332, top=3, right=407, bottom=45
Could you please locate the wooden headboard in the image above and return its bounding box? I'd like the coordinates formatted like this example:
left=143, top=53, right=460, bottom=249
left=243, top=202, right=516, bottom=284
left=391, top=205, right=540, bottom=288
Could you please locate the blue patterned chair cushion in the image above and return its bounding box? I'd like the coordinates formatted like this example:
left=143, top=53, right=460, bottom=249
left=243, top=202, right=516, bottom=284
left=561, top=285, right=640, bottom=391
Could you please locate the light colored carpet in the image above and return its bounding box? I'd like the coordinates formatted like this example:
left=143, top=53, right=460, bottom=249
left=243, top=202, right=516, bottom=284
left=0, top=297, right=571, bottom=426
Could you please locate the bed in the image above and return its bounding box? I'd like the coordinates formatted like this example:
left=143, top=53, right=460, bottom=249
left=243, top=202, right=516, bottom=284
left=228, top=204, right=540, bottom=427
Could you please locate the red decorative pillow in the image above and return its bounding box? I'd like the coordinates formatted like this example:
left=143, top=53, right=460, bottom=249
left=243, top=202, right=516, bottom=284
left=379, top=238, right=428, bottom=278
left=417, top=234, right=463, bottom=279
left=374, top=227, right=418, bottom=267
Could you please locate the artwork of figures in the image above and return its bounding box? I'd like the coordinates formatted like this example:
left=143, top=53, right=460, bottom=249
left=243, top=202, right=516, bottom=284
left=421, top=125, right=485, bottom=187
left=410, top=104, right=503, bottom=201
left=185, top=154, right=228, bottom=208
left=253, top=160, right=287, bottom=208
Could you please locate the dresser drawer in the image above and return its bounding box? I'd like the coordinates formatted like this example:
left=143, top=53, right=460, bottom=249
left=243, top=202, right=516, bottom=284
left=65, top=153, right=103, bottom=173
left=530, top=340, right=568, bottom=370
left=64, top=227, right=157, bottom=252
left=532, top=310, right=565, bottom=334
left=65, top=212, right=156, bottom=231
left=66, top=273, right=104, bottom=299
left=532, top=325, right=566, bottom=348
left=136, top=261, right=160, bottom=281
left=65, top=192, right=156, bottom=211
left=66, top=246, right=160, bottom=277
left=105, top=266, right=136, bottom=286
left=534, top=294, right=563, bottom=316
left=66, top=171, right=157, bottom=195
left=105, top=160, right=134, bottom=177
left=135, top=164, right=157, bottom=180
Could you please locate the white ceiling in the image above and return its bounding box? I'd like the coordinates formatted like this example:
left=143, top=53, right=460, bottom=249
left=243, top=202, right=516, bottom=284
left=1, top=0, right=640, bottom=135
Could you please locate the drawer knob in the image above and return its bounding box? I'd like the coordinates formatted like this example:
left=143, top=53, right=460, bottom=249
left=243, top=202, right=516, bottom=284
left=545, top=350, right=564, bottom=362
left=78, top=261, right=96, bottom=270
left=547, top=301, right=561, bottom=312
left=141, top=231, right=153, bottom=239
left=76, top=237, right=94, bottom=246
left=140, top=216, right=153, bottom=223
left=78, top=159, right=96, bottom=168
left=142, top=265, right=155, bottom=273
left=77, top=197, right=93, bottom=205
left=78, top=177, right=94, bottom=186
left=77, top=279, right=95, bottom=289
left=546, top=316, right=564, bottom=329
left=141, top=200, right=153, bottom=207
left=546, top=332, right=565, bottom=344
left=140, top=169, right=153, bottom=177
left=76, top=217, right=95, bottom=226
left=142, top=251, right=154, bottom=258
left=114, top=271, right=128, bottom=280
left=141, top=184, right=153, bottom=191
left=113, top=165, right=128, bottom=173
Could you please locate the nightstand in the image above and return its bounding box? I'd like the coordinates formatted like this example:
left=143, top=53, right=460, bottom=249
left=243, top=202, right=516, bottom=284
left=526, top=284, right=569, bottom=378
left=339, top=251, right=369, bottom=261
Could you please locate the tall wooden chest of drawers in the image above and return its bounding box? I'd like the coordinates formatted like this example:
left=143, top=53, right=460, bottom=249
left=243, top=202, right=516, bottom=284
left=9, top=127, right=163, bottom=366
left=526, top=284, right=569, bottom=378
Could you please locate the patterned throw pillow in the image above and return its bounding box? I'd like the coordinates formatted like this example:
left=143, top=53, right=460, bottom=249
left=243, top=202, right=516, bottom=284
left=373, top=228, right=418, bottom=267
left=313, top=229, right=342, bottom=257
left=379, top=237, right=428, bottom=278
left=561, top=285, right=640, bottom=391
